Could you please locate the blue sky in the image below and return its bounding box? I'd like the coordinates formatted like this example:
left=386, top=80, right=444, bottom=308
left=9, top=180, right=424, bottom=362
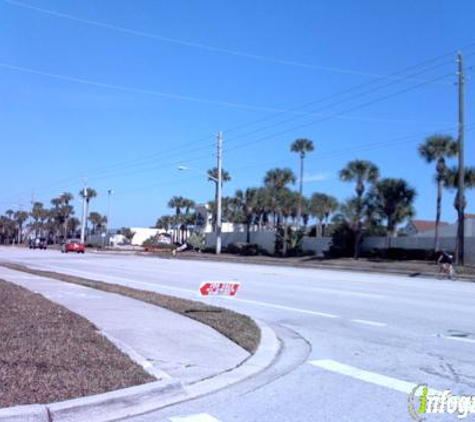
left=0, top=0, right=474, bottom=228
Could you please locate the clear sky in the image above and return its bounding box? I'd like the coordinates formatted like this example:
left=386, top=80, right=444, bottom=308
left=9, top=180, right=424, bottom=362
left=0, top=0, right=474, bottom=228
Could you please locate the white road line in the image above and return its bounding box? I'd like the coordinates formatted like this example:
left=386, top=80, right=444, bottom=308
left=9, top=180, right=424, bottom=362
left=350, top=319, right=387, bottom=327
left=309, top=360, right=441, bottom=395
left=170, top=414, right=221, bottom=422
left=225, top=297, right=340, bottom=319
left=442, top=336, right=475, bottom=344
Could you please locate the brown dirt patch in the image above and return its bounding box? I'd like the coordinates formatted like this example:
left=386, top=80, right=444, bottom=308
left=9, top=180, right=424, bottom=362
left=0, top=279, right=154, bottom=408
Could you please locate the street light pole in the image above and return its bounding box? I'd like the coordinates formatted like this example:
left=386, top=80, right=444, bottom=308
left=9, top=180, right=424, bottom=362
left=216, top=131, right=223, bottom=255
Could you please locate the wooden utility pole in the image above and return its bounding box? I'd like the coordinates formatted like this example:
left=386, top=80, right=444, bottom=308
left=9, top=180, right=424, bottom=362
left=456, top=52, right=465, bottom=265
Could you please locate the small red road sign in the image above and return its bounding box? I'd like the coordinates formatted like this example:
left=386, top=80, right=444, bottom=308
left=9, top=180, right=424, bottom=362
left=199, top=281, right=240, bottom=297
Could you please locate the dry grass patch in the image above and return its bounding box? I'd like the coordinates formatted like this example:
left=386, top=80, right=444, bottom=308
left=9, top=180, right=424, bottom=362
left=0, top=279, right=154, bottom=408
left=1, top=263, right=261, bottom=354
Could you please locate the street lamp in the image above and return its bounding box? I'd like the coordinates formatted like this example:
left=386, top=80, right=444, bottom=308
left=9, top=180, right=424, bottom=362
left=177, top=164, right=222, bottom=254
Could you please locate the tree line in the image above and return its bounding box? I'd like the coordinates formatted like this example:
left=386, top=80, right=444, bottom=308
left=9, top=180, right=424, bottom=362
left=0, top=189, right=107, bottom=244
left=157, top=135, right=474, bottom=258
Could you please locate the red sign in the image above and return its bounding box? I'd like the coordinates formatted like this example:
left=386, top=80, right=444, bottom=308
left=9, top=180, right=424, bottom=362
left=199, top=281, right=240, bottom=297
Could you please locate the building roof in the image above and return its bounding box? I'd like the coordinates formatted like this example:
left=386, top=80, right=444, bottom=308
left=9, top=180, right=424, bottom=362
left=410, top=219, right=449, bottom=233
left=465, top=213, right=475, bottom=220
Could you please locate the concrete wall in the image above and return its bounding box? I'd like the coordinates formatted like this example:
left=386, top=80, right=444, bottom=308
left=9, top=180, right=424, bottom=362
left=206, top=231, right=276, bottom=254
left=206, top=230, right=475, bottom=265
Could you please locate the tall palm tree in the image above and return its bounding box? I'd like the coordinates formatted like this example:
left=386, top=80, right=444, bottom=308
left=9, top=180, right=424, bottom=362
left=264, top=167, right=296, bottom=227
left=88, top=212, right=107, bottom=234
left=232, top=188, right=260, bottom=243
left=30, top=202, right=48, bottom=237
left=309, top=193, right=339, bottom=237
left=339, top=159, right=379, bottom=258
left=369, top=178, right=417, bottom=248
left=79, top=188, right=97, bottom=236
left=14, top=210, right=29, bottom=244
left=207, top=167, right=231, bottom=231
left=181, top=198, right=196, bottom=241
left=418, top=134, right=458, bottom=251
left=168, top=196, right=185, bottom=242
left=443, top=166, right=475, bottom=212
left=290, top=138, right=314, bottom=226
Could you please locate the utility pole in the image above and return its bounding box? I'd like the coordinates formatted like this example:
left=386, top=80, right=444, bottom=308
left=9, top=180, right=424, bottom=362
left=80, top=178, right=87, bottom=244
left=216, top=131, right=223, bottom=255
left=456, top=52, right=465, bottom=265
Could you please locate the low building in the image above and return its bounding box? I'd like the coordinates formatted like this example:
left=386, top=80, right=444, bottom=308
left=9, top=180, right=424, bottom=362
left=405, top=219, right=449, bottom=236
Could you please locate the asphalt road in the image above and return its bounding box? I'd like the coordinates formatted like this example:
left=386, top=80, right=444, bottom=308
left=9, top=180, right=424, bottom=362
left=2, top=247, right=475, bottom=422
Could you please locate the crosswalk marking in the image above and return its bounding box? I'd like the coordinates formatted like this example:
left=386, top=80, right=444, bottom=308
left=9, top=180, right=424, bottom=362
left=309, top=359, right=441, bottom=395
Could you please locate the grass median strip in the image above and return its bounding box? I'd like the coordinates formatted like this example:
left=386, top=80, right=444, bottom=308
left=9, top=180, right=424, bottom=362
left=0, top=262, right=260, bottom=354
left=0, top=279, right=154, bottom=408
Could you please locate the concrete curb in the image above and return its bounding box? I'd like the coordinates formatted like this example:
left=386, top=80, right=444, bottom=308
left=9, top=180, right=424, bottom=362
left=0, top=379, right=182, bottom=422
left=0, top=320, right=279, bottom=422
left=184, top=318, right=280, bottom=398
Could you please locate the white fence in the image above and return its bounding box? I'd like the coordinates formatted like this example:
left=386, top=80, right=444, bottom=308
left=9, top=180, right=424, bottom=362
left=205, top=231, right=475, bottom=265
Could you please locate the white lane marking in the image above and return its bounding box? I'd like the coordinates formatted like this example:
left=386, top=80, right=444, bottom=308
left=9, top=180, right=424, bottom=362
left=309, top=287, right=385, bottom=299
left=442, top=336, right=475, bottom=344
left=309, top=360, right=441, bottom=395
left=225, top=297, right=340, bottom=319
left=170, top=414, right=221, bottom=422
left=350, top=319, right=387, bottom=327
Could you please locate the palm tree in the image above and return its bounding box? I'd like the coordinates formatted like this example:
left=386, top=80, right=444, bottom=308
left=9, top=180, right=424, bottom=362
left=369, top=178, right=417, bottom=248
left=264, top=167, right=296, bottom=227
left=418, top=134, right=458, bottom=251
left=309, top=193, right=339, bottom=237
left=290, top=138, right=315, bottom=226
left=339, top=159, right=379, bottom=258
left=88, top=212, right=107, bottom=234
left=30, top=202, right=48, bottom=237
left=232, top=188, right=260, bottom=243
left=443, top=166, right=475, bottom=212
left=207, top=167, right=231, bottom=231
left=59, top=192, right=74, bottom=239
left=167, top=196, right=185, bottom=242
left=79, top=188, right=97, bottom=236
left=156, top=215, right=173, bottom=231
left=14, top=210, right=29, bottom=244
left=181, top=198, right=196, bottom=241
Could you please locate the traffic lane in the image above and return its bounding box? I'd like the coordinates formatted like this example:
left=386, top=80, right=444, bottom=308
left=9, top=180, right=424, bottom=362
left=3, top=250, right=475, bottom=344
left=15, top=252, right=475, bottom=344
left=7, top=248, right=475, bottom=310
left=4, top=247, right=462, bottom=297
left=5, top=251, right=474, bottom=372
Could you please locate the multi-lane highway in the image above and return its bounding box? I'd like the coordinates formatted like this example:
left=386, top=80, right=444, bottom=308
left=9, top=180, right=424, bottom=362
left=2, top=247, right=474, bottom=421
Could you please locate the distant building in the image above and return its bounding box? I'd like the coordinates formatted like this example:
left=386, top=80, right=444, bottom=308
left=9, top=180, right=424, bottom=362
left=405, top=219, right=449, bottom=236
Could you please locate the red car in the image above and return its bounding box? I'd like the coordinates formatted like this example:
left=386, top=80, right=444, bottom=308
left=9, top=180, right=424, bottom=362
left=61, top=239, right=85, bottom=254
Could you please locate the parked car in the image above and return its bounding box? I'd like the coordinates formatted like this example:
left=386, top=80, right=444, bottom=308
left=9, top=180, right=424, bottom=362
left=29, top=237, right=47, bottom=250
left=61, top=239, right=85, bottom=254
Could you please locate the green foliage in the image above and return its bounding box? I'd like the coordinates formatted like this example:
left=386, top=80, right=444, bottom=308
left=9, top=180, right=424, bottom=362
left=328, top=221, right=356, bottom=258
left=274, top=226, right=304, bottom=257
left=187, top=232, right=206, bottom=251
left=226, top=242, right=260, bottom=256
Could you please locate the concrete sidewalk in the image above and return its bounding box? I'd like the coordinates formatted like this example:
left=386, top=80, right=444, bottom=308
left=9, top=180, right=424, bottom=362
left=0, top=267, right=250, bottom=386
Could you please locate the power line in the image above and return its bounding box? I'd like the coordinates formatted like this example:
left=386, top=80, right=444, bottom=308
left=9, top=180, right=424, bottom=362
left=224, top=70, right=458, bottom=154
left=3, top=0, right=469, bottom=81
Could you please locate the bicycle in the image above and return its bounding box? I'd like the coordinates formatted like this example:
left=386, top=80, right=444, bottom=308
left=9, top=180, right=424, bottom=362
left=435, top=263, right=457, bottom=280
